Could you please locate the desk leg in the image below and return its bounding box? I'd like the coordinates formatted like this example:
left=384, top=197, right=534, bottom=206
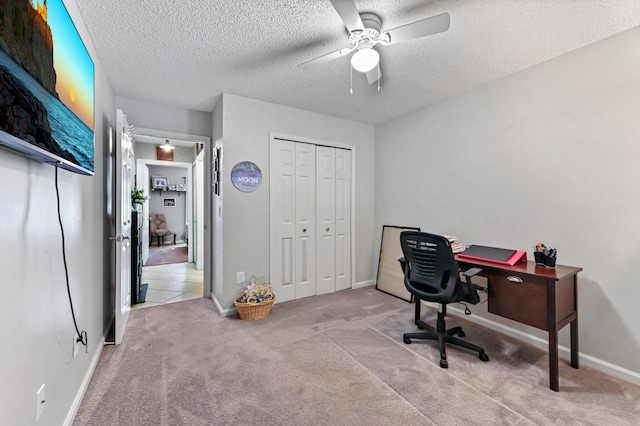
left=570, top=319, right=579, bottom=369
left=570, top=275, right=579, bottom=369
left=548, top=330, right=559, bottom=392
left=547, top=279, right=559, bottom=391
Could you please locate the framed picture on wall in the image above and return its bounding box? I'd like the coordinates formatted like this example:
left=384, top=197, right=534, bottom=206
left=152, top=176, right=168, bottom=189
left=162, top=198, right=176, bottom=207
left=156, top=146, right=174, bottom=161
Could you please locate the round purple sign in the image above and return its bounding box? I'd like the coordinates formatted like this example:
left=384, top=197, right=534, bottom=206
left=231, top=161, right=262, bottom=193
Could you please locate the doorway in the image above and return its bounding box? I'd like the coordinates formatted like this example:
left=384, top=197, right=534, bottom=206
left=130, top=129, right=209, bottom=309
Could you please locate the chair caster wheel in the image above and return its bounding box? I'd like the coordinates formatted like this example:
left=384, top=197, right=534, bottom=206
left=440, top=359, right=448, bottom=368
left=403, top=337, right=412, bottom=344
left=458, top=330, right=465, bottom=337
left=479, top=352, right=489, bottom=362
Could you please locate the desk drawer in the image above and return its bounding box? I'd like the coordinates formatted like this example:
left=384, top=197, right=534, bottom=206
left=488, top=272, right=548, bottom=330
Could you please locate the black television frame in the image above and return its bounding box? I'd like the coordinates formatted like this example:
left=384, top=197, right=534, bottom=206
left=0, top=0, right=95, bottom=176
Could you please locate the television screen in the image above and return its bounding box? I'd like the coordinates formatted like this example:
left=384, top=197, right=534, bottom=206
left=0, top=0, right=95, bottom=175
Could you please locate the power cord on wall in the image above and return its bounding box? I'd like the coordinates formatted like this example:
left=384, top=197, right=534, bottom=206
left=55, top=166, right=88, bottom=352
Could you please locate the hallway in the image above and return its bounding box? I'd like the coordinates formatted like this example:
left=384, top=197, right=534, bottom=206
left=132, top=262, right=203, bottom=310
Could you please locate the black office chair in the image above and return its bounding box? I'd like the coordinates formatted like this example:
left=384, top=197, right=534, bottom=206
left=399, top=231, right=489, bottom=368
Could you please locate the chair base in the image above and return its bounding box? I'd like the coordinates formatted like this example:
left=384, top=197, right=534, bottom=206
left=150, top=234, right=176, bottom=247
left=403, top=311, right=489, bottom=368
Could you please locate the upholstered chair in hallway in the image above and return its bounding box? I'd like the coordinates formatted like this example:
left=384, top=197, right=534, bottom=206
left=149, top=214, right=175, bottom=247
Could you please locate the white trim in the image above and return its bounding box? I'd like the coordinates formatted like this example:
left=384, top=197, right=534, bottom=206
left=135, top=127, right=210, bottom=145
left=211, top=294, right=237, bottom=318
left=371, top=283, right=640, bottom=386
left=64, top=337, right=106, bottom=426
left=270, top=132, right=354, bottom=151
left=137, top=159, right=193, bottom=263
left=354, top=280, right=375, bottom=289
left=269, top=132, right=357, bottom=290
left=440, top=305, right=640, bottom=387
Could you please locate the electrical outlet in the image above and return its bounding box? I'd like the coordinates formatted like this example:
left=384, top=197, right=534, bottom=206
left=36, top=383, right=45, bottom=421
left=73, top=333, right=80, bottom=358
left=236, top=271, right=245, bottom=284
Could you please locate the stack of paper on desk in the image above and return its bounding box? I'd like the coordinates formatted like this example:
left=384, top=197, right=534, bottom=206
left=444, top=235, right=464, bottom=253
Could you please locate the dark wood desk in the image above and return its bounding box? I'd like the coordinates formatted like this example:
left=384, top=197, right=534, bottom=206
left=455, top=256, right=582, bottom=391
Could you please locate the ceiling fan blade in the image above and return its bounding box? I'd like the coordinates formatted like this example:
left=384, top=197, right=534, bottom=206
left=330, top=0, right=364, bottom=33
left=366, top=66, right=382, bottom=84
left=383, top=12, right=450, bottom=45
left=298, top=47, right=353, bottom=70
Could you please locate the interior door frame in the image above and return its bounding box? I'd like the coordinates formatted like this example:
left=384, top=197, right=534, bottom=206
left=193, top=149, right=205, bottom=270
left=269, top=132, right=356, bottom=294
left=136, top=159, right=193, bottom=260
left=132, top=128, right=210, bottom=298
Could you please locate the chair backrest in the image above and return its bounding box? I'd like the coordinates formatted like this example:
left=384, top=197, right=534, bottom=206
left=149, top=214, right=167, bottom=233
left=399, top=231, right=460, bottom=303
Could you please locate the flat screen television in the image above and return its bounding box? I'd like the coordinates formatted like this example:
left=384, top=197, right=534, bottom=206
left=0, top=0, right=95, bottom=175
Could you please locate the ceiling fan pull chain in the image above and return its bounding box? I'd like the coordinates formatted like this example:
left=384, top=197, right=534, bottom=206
left=377, top=62, right=380, bottom=91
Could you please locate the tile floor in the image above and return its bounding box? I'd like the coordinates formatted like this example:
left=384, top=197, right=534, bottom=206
left=132, top=261, right=203, bottom=310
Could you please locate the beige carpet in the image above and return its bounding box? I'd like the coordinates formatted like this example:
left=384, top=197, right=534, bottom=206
left=74, top=287, right=640, bottom=425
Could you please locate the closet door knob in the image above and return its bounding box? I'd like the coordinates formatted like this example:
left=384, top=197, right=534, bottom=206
left=326, top=228, right=330, bottom=232
left=302, top=228, right=307, bottom=233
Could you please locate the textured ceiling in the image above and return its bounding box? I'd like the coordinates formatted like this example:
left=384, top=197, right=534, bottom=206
left=75, top=0, right=640, bottom=125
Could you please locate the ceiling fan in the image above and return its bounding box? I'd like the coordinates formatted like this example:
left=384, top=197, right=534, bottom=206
left=298, top=0, right=451, bottom=86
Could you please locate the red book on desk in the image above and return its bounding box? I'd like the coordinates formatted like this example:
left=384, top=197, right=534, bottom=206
left=458, top=245, right=527, bottom=266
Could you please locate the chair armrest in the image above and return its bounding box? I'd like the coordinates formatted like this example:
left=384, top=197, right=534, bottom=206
left=462, top=267, right=482, bottom=279
left=462, top=267, right=484, bottom=291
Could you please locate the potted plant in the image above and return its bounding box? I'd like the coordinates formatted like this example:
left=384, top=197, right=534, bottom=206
left=234, top=277, right=275, bottom=320
left=131, top=188, right=148, bottom=211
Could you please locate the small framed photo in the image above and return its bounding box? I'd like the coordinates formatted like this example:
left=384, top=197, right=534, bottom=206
left=162, top=197, right=176, bottom=207
left=152, top=176, right=168, bottom=189
left=156, top=146, right=174, bottom=161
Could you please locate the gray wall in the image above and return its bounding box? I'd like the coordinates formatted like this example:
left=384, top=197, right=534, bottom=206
left=213, top=94, right=375, bottom=311
left=374, top=27, right=640, bottom=378
left=0, top=1, right=116, bottom=424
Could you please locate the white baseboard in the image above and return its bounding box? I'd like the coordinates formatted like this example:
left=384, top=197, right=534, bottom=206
left=211, top=294, right=237, bottom=317
left=219, top=280, right=639, bottom=386
left=443, top=304, right=640, bottom=387
left=64, top=336, right=106, bottom=426
left=354, top=280, right=374, bottom=289
left=212, top=282, right=376, bottom=316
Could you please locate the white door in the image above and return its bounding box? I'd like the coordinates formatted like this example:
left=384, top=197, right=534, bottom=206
left=270, top=140, right=316, bottom=302
left=294, top=143, right=316, bottom=299
left=193, top=149, right=205, bottom=270
left=270, top=139, right=296, bottom=302
left=114, top=109, right=133, bottom=345
left=335, top=148, right=352, bottom=291
left=270, top=139, right=351, bottom=302
left=316, top=147, right=336, bottom=295
left=139, top=164, right=150, bottom=264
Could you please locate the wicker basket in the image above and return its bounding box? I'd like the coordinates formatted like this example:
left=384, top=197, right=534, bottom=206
left=234, top=296, right=274, bottom=320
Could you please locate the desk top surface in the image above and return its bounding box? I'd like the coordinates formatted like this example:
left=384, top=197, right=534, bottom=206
left=455, top=255, right=582, bottom=280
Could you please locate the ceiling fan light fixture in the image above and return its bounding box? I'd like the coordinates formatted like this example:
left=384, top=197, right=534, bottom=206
left=160, top=139, right=175, bottom=151
left=351, top=48, right=379, bottom=73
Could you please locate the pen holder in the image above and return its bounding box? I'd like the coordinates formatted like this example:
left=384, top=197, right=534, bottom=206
left=534, top=252, right=556, bottom=267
